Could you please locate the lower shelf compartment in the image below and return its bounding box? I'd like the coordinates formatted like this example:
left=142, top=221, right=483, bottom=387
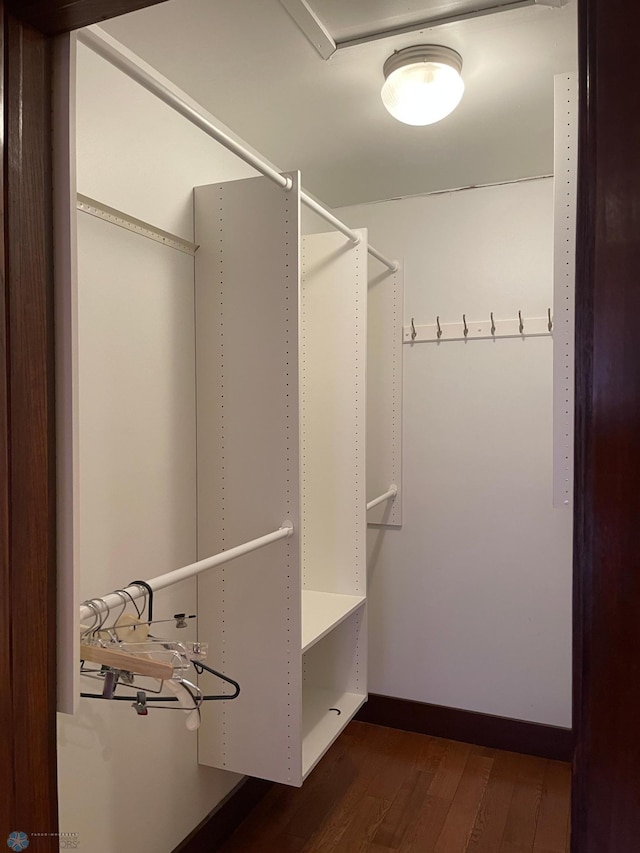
left=302, top=687, right=367, bottom=780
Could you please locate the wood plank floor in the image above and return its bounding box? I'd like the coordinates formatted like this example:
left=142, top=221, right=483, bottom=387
left=219, top=722, right=570, bottom=853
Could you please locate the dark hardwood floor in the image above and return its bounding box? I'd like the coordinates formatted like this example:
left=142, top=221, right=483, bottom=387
left=219, top=722, right=570, bottom=853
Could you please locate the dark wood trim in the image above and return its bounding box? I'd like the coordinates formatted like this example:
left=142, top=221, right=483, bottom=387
left=571, top=0, right=594, bottom=847
left=1, top=10, right=58, bottom=848
left=173, top=778, right=274, bottom=853
left=356, top=695, right=574, bottom=762
left=7, top=0, right=170, bottom=36
left=0, top=2, right=14, bottom=837
left=572, top=1, right=640, bottom=851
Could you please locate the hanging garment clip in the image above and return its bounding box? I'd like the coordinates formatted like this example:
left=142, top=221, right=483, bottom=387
left=463, top=314, right=468, bottom=338
left=411, top=318, right=417, bottom=341
left=518, top=311, right=524, bottom=334
left=548, top=308, right=553, bottom=332
left=436, top=316, right=442, bottom=339
left=132, top=691, right=148, bottom=716
left=490, top=312, right=496, bottom=336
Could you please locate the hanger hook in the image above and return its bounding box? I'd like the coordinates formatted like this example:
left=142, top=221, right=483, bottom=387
left=130, top=579, right=154, bottom=623
left=81, top=599, right=108, bottom=639
left=410, top=317, right=417, bottom=341
left=436, top=316, right=442, bottom=339
left=110, top=590, right=129, bottom=629
left=114, top=587, right=142, bottom=618
left=548, top=308, right=553, bottom=332
left=518, top=310, right=524, bottom=335
left=490, top=312, right=496, bottom=336
left=94, top=598, right=110, bottom=635
left=80, top=600, right=101, bottom=638
left=463, top=314, right=468, bottom=338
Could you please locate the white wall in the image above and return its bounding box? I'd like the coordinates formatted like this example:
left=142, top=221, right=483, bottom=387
left=57, top=38, right=263, bottom=853
left=339, top=178, right=573, bottom=728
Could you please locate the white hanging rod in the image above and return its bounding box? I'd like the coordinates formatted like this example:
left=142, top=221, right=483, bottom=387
left=79, top=521, right=294, bottom=625
left=367, top=485, right=398, bottom=512
left=77, top=28, right=398, bottom=273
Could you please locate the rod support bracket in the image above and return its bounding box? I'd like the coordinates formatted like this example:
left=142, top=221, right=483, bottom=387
left=281, top=520, right=294, bottom=537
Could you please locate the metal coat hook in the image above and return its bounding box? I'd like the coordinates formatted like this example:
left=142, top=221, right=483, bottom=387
left=490, top=312, right=496, bottom=336
left=436, top=316, right=442, bottom=339
left=518, top=311, right=524, bottom=334
left=411, top=317, right=417, bottom=341
left=463, top=314, right=468, bottom=338
left=548, top=308, right=553, bottom=332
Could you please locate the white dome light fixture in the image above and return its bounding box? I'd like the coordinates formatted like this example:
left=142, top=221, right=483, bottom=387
left=381, top=45, right=465, bottom=126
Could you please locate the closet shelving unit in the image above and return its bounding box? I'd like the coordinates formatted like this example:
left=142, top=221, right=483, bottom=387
left=59, top=27, right=402, bottom=783
left=195, top=172, right=367, bottom=786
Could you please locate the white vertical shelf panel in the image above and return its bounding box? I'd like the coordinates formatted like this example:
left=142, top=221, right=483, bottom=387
left=195, top=173, right=303, bottom=785
left=553, top=74, right=577, bottom=508
left=367, top=264, right=403, bottom=526
left=54, top=33, right=79, bottom=714
left=300, top=231, right=367, bottom=595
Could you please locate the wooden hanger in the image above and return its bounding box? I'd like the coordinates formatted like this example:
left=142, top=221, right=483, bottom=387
left=80, top=643, right=174, bottom=680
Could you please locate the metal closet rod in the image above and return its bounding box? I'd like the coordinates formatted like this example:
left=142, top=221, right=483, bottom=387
left=77, top=28, right=399, bottom=274
left=366, top=484, right=398, bottom=512
left=79, top=522, right=294, bottom=624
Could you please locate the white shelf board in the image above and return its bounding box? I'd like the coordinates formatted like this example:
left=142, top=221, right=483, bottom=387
left=301, top=590, right=366, bottom=653
left=302, top=687, right=367, bottom=780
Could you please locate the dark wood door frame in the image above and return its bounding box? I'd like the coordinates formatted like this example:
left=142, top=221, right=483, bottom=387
left=1, top=9, right=58, bottom=850
left=1, top=0, right=637, bottom=850
left=572, top=1, right=640, bottom=850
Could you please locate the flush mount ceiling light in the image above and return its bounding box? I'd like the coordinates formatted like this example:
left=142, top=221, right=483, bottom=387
left=381, top=45, right=465, bottom=126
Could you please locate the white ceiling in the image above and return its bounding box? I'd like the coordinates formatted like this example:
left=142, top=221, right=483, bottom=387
left=312, top=0, right=527, bottom=41
left=101, top=0, right=577, bottom=208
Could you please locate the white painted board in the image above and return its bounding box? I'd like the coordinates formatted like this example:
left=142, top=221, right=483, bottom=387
left=367, top=264, right=403, bottom=526
left=302, top=590, right=366, bottom=652
left=553, top=73, right=577, bottom=508
left=300, top=230, right=367, bottom=596
left=195, top=173, right=303, bottom=785
left=54, top=32, right=79, bottom=714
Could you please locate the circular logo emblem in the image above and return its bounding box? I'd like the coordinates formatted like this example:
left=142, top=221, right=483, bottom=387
left=6, top=833, right=29, bottom=851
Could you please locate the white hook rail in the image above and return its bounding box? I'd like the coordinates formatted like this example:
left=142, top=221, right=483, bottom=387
left=79, top=522, right=294, bottom=625
left=366, top=485, right=398, bottom=512
left=77, top=27, right=398, bottom=273
left=404, top=313, right=553, bottom=344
